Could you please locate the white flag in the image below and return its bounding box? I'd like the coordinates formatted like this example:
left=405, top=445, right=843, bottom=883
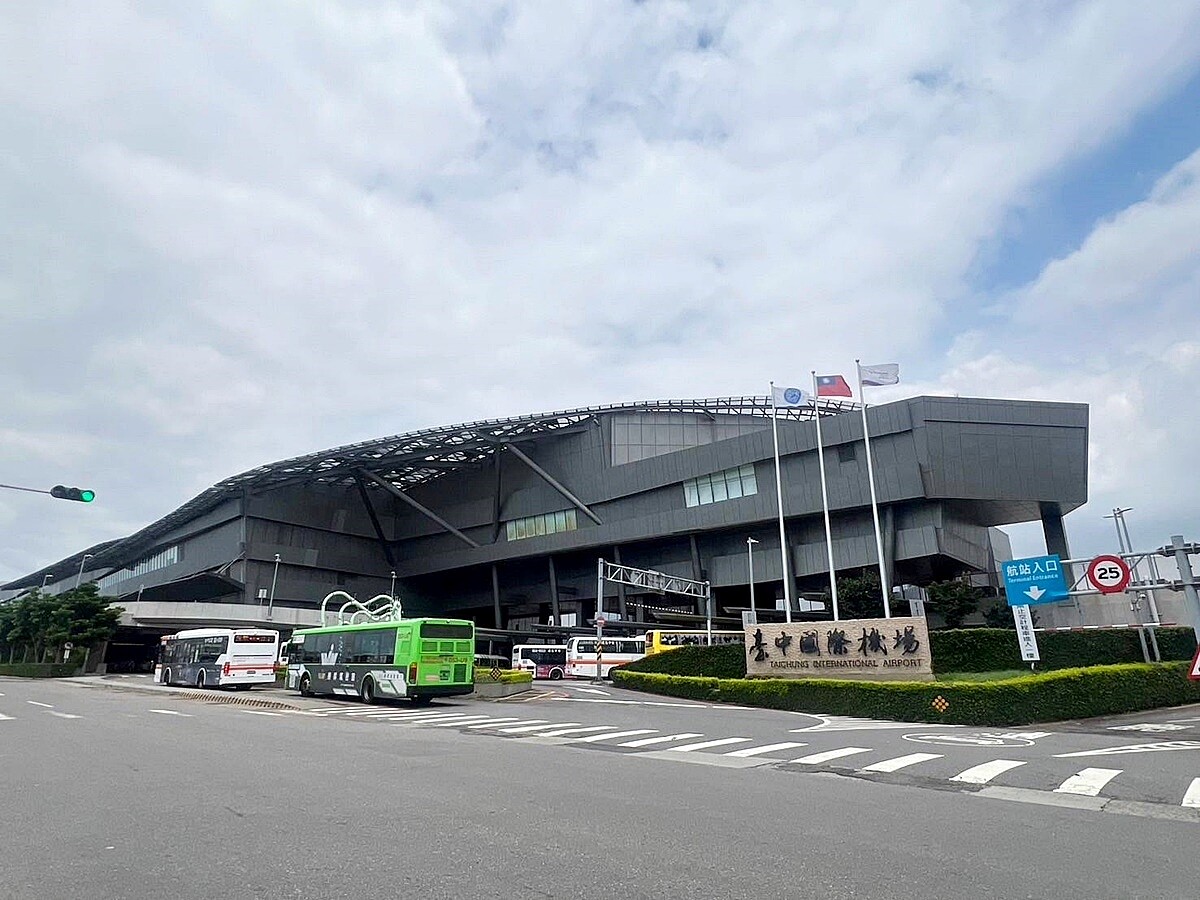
left=771, top=385, right=811, bottom=408
left=858, top=363, right=900, bottom=386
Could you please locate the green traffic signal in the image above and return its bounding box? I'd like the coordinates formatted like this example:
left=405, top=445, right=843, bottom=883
left=50, top=485, right=96, bottom=503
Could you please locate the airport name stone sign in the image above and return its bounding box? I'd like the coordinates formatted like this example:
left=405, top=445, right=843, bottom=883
left=744, top=617, right=934, bottom=682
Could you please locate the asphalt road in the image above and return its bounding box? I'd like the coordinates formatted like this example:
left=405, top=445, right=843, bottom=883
left=4, top=676, right=1200, bottom=900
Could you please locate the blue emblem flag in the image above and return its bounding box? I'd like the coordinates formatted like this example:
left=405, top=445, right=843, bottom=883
left=771, top=386, right=811, bottom=408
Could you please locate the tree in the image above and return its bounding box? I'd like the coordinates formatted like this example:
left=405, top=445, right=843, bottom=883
left=837, top=571, right=885, bottom=620
left=0, top=585, right=121, bottom=666
left=926, top=579, right=982, bottom=629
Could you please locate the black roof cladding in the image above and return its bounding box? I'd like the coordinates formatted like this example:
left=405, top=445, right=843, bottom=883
left=5, top=396, right=854, bottom=590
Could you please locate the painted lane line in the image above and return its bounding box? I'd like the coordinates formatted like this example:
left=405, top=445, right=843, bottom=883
left=572, top=729, right=658, bottom=744
left=619, top=733, right=703, bottom=748
left=422, top=717, right=497, bottom=728
left=371, top=711, right=461, bottom=721
left=500, top=722, right=584, bottom=734
left=148, top=709, right=193, bottom=717
left=27, top=701, right=53, bottom=708
left=535, top=726, right=623, bottom=738
left=390, top=714, right=481, bottom=725
left=669, top=738, right=752, bottom=753
left=0, top=713, right=13, bottom=721
left=1182, top=778, right=1200, bottom=808
left=860, top=753, right=943, bottom=773
left=1054, top=768, right=1122, bottom=796
left=305, top=706, right=354, bottom=713
left=49, top=711, right=82, bottom=719
left=950, top=759, right=1027, bottom=785
left=726, top=742, right=808, bottom=759
left=242, top=710, right=283, bottom=717
left=790, top=747, right=872, bottom=766
left=468, top=719, right=544, bottom=729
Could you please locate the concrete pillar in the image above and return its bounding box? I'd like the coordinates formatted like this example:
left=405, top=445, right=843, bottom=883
left=689, top=535, right=703, bottom=616
left=491, top=564, right=502, bottom=629
left=612, top=546, right=627, bottom=620
left=882, top=505, right=897, bottom=589
left=547, top=556, right=562, bottom=624
left=1040, top=502, right=1071, bottom=558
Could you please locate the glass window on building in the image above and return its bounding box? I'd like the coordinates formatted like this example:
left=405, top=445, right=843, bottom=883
left=683, top=464, right=758, bottom=508
left=505, top=508, right=579, bottom=541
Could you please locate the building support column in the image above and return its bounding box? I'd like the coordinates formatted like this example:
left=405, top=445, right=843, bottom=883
left=547, top=556, right=562, bottom=625
left=882, top=505, right=897, bottom=593
left=612, top=546, right=628, bottom=620
left=491, top=564, right=502, bottom=630
left=689, top=535, right=703, bottom=616
left=491, top=451, right=504, bottom=543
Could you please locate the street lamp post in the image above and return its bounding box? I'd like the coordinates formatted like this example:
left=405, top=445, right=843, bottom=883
left=389, top=570, right=397, bottom=601
left=747, top=537, right=759, bottom=620
left=267, top=554, right=281, bottom=621
left=75, top=554, right=93, bottom=588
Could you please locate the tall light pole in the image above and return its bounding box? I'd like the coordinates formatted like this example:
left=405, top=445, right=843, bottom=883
left=267, top=554, right=281, bottom=621
left=747, top=537, right=759, bottom=620
left=75, top=554, right=93, bottom=588
left=389, top=570, right=397, bottom=600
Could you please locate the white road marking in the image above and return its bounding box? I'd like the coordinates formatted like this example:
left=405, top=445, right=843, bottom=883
left=790, top=747, right=872, bottom=765
left=572, top=729, right=657, bottom=744
left=468, top=718, right=544, bottom=729
left=500, top=722, right=583, bottom=734
left=669, top=737, right=752, bottom=753
left=1181, top=778, right=1200, bottom=808
left=0, top=713, right=13, bottom=721
left=1109, top=723, right=1189, bottom=733
left=574, top=688, right=611, bottom=696
left=242, top=710, right=283, bottom=717
left=950, top=759, right=1026, bottom=784
left=27, top=701, right=53, bottom=708
left=373, top=711, right=460, bottom=721
left=148, top=709, right=192, bottom=717
left=1054, top=768, right=1122, bottom=796
left=861, top=752, right=943, bottom=773
left=421, top=716, right=496, bottom=727
left=49, top=711, right=81, bottom=719
left=619, top=733, right=703, bottom=748
left=791, top=715, right=960, bottom=734
left=535, top=726, right=622, bottom=738
left=1056, top=741, right=1200, bottom=757
left=391, top=714, right=481, bottom=725
left=725, top=742, right=808, bottom=759
left=552, top=697, right=709, bottom=709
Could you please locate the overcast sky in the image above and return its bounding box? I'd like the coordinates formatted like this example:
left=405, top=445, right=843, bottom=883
left=3, top=1, right=1200, bottom=584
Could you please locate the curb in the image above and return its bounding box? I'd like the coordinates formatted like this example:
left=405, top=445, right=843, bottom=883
left=68, top=678, right=301, bottom=711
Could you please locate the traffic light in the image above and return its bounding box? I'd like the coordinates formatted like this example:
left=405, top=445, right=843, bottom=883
left=50, top=485, right=95, bottom=503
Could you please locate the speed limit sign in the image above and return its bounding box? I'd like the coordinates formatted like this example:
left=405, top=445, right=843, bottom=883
left=1087, top=555, right=1131, bottom=594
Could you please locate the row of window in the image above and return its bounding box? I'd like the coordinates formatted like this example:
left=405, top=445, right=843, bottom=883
left=505, top=508, right=578, bottom=542
left=295, top=629, right=397, bottom=666
left=96, top=545, right=180, bottom=591
left=683, top=464, right=758, bottom=508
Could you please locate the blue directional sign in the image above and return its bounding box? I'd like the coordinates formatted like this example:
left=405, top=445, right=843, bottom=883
left=1002, top=554, right=1069, bottom=606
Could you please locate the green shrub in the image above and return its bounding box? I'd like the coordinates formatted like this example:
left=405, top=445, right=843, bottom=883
left=0, top=663, right=80, bottom=678
left=931, top=626, right=1196, bottom=672
left=615, top=661, right=1200, bottom=726
left=473, top=670, right=532, bottom=685
left=622, top=644, right=747, bottom=679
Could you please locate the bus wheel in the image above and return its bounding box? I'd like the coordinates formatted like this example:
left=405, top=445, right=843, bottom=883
left=549, top=668, right=563, bottom=680
left=411, top=695, right=432, bottom=707
left=360, top=677, right=376, bottom=705
left=196, top=671, right=206, bottom=689
left=299, top=674, right=312, bottom=697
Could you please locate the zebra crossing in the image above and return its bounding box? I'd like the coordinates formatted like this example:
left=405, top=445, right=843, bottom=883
left=283, top=704, right=1200, bottom=808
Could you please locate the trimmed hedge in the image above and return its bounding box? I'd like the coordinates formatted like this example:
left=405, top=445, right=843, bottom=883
left=613, top=661, right=1200, bottom=726
left=474, top=670, right=532, bottom=685
left=622, top=628, right=1199, bottom=679
left=0, top=663, right=80, bottom=678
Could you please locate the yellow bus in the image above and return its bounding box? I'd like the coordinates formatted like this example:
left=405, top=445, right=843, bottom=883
left=642, top=629, right=745, bottom=656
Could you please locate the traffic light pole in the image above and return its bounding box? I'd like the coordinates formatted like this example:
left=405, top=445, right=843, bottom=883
left=0, top=483, right=52, bottom=495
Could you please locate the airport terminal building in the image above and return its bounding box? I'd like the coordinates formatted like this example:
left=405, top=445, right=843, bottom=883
left=3, top=395, right=1088, bottom=669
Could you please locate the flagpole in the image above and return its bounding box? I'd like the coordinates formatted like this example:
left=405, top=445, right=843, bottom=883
left=857, top=360, right=891, bottom=617
left=812, top=371, right=839, bottom=621
left=769, top=382, right=792, bottom=622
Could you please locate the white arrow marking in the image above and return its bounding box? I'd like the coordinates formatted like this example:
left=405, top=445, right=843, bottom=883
left=1024, top=586, right=1046, bottom=601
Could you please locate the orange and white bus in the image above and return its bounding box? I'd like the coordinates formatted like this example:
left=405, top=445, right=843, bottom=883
left=565, top=636, right=645, bottom=679
left=511, top=644, right=567, bottom=680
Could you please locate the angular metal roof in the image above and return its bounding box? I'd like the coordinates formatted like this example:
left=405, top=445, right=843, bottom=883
left=4, top=396, right=854, bottom=589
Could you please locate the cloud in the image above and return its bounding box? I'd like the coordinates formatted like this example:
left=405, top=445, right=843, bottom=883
left=3, top=2, right=1200, bottom=580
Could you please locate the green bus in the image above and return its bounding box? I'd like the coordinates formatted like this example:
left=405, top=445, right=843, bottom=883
left=286, top=618, right=475, bottom=704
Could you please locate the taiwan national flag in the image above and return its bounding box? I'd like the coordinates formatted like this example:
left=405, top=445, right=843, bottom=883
left=815, top=374, right=853, bottom=397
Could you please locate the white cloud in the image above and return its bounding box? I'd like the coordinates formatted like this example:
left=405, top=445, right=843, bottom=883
left=3, top=1, right=1200, bottom=580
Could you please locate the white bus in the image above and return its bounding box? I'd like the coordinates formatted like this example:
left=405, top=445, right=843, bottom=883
left=511, top=644, right=567, bottom=680
left=565, top=636, right=645, bottom=679
left=157, top=628, right=280, bottom=689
